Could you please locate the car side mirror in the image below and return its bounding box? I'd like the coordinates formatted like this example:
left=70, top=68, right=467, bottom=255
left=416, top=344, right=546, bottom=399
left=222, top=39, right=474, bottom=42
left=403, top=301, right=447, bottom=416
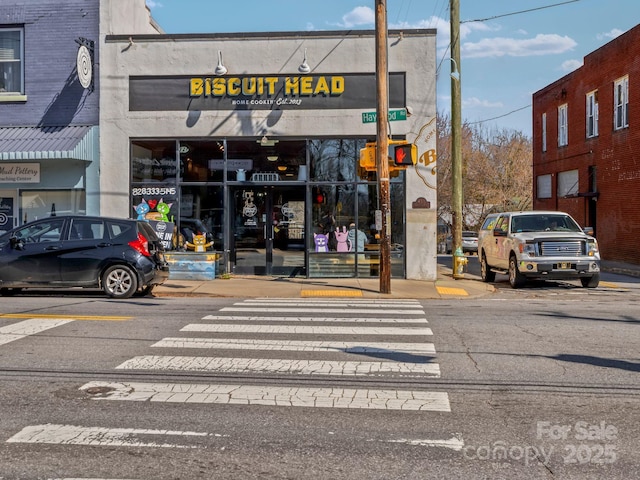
left=493, top=228, right=507, bottom=237
left=583, top=226, right=594, bottom=236
left=9, top=236, right=25, bottom=250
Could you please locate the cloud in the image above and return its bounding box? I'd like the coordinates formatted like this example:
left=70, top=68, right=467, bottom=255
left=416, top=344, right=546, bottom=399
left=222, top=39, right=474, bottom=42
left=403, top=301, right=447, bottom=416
left=146, top=0, right=162, bottom=8
left=561, top=59, right=583, bottom=72
left=597, top=28, right=624, bottom=41
left=337, top=6, right=375, bottom=28
left=462, top=33, right=577, bottom=58
left=463, top=97, right=503, bottom=109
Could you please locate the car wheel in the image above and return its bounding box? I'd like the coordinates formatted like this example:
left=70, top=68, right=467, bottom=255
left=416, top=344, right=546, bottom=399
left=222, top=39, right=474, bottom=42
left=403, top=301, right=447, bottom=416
left=580, top=273, right=600, bottom=288
left=480, top=253, right=496, bottom=283
left=102, top=265, right=138, bottom=299
left=134, top=285, right=155, bottom=297
left=508, top=255, right=526, bottom=289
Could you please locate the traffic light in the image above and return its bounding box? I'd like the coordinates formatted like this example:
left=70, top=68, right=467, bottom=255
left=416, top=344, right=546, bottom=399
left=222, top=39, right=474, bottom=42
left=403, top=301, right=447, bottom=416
left=393, top=143, right=417, bottom=166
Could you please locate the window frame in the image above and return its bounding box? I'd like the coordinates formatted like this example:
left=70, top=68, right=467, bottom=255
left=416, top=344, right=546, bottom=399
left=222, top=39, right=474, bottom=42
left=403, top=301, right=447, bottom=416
left=536, top=174, right=552, bottom=199
left=557, top=169, right=579, bottom=197
left=0, top=27, right=24, bottom=95
left=558, top=103, right=568, bottom=147
left=614, top=76, right=629, bottom=131
left=541, top=112, right=547, bottom=152
left=586, top=90, right=598, bottom=138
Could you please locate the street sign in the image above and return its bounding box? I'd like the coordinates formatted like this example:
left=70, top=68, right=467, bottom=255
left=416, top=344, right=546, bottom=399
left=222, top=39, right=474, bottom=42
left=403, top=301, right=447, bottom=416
left=361, top=108, right=407, bottom=124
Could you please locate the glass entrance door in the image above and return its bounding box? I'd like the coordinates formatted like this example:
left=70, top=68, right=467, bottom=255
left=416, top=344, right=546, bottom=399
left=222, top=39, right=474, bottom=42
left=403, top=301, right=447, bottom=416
left=231, top=186, right=306, bottom=276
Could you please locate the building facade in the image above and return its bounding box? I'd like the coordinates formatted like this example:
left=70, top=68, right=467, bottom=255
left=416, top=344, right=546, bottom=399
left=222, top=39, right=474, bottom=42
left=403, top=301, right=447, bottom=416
left=532, top=24, right=640, bottom=265
left=99, top=0, right=439, bottom=280
left=0, top=0, right=101, bottom=231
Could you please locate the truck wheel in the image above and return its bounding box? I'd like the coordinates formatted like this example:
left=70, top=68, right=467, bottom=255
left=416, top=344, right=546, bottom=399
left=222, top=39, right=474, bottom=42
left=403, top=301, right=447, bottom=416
left=508, top=255, right=526, bottom=288
left=480, top=253, right=495, bottom=282
left=580, top=273, right=600, bottom=288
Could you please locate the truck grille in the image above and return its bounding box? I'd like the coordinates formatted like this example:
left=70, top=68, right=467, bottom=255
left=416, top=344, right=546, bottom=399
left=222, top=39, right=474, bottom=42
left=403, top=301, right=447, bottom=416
left=540, top=241, right=583, bottom=257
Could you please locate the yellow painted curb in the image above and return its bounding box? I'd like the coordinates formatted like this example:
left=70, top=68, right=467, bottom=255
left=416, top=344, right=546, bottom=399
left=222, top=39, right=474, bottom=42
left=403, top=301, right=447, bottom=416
left=436, top=286, right=469, bottom=296
left=0, top=313, right=132, bottom=321
left=301, top=290, right=363, bottom=297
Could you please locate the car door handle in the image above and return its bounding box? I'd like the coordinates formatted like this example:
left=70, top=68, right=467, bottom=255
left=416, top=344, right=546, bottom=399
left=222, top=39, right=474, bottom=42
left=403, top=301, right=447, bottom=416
left=45, top=245, right=61, bottom=251
left=97, top=242, right=113, bottom=247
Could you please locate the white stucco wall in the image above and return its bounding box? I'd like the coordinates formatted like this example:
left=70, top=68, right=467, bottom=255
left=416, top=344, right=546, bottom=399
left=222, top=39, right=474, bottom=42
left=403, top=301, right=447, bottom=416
left=99, top=0, right=437, bottom=280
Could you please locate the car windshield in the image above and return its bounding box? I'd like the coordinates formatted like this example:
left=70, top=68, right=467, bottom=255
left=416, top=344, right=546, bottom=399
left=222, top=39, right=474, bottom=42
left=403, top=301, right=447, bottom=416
left=462, top=231, right=477, bottom=238
left=511, top=214, right=582, bottom=233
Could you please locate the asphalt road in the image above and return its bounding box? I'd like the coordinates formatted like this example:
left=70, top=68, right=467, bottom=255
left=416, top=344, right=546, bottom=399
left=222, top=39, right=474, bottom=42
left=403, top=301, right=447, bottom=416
left=0, top=285, right=638, bottom=479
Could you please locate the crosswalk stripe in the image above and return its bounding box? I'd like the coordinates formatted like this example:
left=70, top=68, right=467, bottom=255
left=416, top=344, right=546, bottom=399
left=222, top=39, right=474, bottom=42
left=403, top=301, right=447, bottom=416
left=202, top=315, right=426, bottom=323
left=238, top=300, right=424, bottom=309
left=152, top=337, right=436, bottom=354
left=7, top=424, right=209, bottom=448
left=116, top=355, right=441, bottom=377
left=80, top=381, right=451, bottom=412
left=0, top=319, right=74, bottom=346
left=221, top=307, right=425, bottom=315
left=181, top=324, right=432, bottom=335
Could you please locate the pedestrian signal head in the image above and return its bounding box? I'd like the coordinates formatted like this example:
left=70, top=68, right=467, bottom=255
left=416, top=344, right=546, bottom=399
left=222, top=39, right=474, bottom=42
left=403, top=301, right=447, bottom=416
left=393, top=143, right=416, bottom=166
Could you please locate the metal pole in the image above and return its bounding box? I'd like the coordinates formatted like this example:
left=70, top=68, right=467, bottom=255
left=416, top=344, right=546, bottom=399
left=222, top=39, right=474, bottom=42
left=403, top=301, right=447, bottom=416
left=375, top=0, right=391, bottom=293
left=450, top=0, right=466, bottom=278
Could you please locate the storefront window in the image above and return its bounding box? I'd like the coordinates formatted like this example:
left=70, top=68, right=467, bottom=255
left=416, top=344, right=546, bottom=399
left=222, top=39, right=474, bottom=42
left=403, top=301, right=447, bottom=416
left=177, top=185, right=223, bottom=251
left=131, top=140, right=177, bottom=183
left=20, top=189, right=85, bottom=223
left=129, top=137, right=405, bottom=277
left=179, top=141, right=224, bottom=182
left=226, top=139, right=307, bottom=182
left=309, top=139, right=362, bottom=182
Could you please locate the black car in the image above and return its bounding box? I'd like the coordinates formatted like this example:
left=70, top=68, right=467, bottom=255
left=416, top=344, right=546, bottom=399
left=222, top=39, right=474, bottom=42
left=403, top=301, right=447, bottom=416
left=0, top=215, right=169, bottom=298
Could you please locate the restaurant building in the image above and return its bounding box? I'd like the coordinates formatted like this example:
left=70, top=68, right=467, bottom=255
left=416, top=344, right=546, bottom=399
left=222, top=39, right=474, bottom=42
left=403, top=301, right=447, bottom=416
left=100, top=0, right=438, bottom=280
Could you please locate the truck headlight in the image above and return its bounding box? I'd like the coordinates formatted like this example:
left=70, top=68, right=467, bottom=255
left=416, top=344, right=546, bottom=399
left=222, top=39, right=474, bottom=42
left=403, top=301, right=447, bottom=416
left=519, top=243, right=536, bottom=256
left=587, top=240, right=599, bottom=257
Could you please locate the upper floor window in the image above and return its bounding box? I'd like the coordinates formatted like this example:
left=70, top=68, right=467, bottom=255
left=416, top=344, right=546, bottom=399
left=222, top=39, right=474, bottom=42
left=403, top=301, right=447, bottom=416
left=558, top=104, right=568, bottom=147
left=0, top=28, right=24, bottom=94
left=586, top=91, right=598, bottom=138
left=614, top=76, right=629, bottom=130
left=541, top=113, right=547, bottom=152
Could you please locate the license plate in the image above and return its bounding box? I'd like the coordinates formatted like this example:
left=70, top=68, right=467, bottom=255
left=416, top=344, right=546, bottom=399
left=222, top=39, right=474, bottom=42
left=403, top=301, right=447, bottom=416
left=558, top=262, right=570, bottom=269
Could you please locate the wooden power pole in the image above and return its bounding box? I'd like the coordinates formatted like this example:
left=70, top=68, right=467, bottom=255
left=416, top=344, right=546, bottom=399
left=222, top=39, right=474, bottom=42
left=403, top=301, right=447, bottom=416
left=375, top=0, right=391, bottom=294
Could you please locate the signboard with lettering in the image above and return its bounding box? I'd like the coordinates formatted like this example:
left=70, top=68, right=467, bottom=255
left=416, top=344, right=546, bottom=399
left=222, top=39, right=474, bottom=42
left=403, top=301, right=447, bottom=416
left=129, top=73, right=406, bottom=111
left=0, top=163, right=40, bottom=183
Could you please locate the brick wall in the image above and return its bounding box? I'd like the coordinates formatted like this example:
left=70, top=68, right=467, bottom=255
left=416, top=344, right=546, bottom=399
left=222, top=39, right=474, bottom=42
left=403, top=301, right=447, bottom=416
left=0, top=0, right=99, bottom=127
left=533, top=24, right=640, bottom=264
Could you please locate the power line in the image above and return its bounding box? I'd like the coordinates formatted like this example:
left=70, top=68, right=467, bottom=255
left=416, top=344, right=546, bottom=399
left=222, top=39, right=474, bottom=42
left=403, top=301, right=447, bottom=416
left=462, top=0, right=581, bottom=24
left=467, top=105, right=531, bottom=125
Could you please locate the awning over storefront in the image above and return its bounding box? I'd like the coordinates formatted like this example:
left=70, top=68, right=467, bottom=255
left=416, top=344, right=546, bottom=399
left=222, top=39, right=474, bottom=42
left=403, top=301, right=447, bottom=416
left=0, top=125, right=99, bottom=162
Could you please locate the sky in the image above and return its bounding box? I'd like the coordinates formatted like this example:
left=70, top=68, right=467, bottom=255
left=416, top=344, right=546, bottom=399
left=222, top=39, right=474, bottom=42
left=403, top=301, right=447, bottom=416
left=145, top=0, right=640, bottom=138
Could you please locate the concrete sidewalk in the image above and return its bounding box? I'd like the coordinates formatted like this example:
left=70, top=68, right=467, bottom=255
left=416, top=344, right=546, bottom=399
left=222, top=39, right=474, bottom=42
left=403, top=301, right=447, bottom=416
left=154, top=265, right=494, bottom=299
left=153, top=259, right=640, bottom=299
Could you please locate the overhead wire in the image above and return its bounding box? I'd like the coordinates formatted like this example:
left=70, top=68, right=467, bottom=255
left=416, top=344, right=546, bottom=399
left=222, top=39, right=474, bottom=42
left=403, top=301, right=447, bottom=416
left=453, top=0, right=582, bottom=126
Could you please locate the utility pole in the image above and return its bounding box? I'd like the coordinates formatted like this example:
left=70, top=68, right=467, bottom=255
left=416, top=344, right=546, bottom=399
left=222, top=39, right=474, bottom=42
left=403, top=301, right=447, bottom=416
left=375, top=0, right=391, bottom=293
left=450, top=0, right=467, bottom=278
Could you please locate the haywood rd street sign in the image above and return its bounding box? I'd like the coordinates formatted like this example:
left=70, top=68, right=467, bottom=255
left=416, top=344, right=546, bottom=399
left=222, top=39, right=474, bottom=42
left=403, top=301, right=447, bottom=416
left=361, top=108, right=407, bottom=124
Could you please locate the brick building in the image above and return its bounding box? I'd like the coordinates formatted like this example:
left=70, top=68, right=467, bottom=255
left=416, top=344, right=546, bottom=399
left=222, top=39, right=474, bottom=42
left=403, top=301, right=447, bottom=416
left=0, top=0, right=101, bottom=231
left=532, top=23, right=640, bottom=265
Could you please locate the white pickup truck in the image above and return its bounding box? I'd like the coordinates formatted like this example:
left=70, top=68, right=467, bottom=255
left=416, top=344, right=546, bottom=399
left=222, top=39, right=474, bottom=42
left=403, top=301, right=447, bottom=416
left=477, top=211, right=600, bottom=288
